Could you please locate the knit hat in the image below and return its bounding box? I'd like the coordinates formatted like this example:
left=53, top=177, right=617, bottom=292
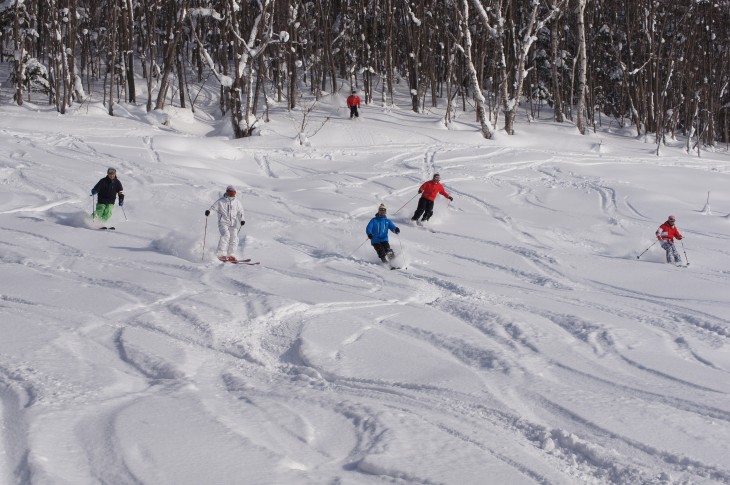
left=668, top=215, right=676, bottom=222
left=226, top=185, right=236, bottom=192
left=378, top=203, right=387, bottom=212
left=107, top=167, right=116, bottom=174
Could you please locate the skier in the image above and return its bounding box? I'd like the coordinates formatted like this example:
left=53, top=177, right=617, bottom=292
left=347, top=90, right=361, bottom=119
left=91, top=167, right=124, bottom=228
left=366, top=204, right=400, bottom=263
left=205, top=185, right=246, bottom=261
left=411, top=173, right=453, bottom=224
left=656, top=215, right=684, bottom=264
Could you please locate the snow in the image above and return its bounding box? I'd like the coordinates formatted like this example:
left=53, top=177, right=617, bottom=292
left=1, top=84, right=730, bottom=485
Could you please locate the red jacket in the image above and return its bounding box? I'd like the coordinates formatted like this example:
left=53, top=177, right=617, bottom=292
left=347, top=95, right=361, bottom=108
left=419, top=180, right=450, bottom=201
left=656, top=222, right=683, bottom=242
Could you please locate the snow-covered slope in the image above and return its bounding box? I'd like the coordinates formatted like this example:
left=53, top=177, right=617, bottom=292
left=1, top=94, right=729, bottom=484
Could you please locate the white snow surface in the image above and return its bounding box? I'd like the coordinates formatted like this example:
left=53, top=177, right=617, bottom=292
left=1, top=92, right=730, bottom=485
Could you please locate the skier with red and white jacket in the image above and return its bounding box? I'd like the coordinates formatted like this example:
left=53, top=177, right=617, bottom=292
left=411, top=173, right=453, bottom=224
left=656, top=215, right=684, bottom=264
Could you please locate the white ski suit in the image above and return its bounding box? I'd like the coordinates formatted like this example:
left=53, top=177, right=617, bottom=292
left=209, top=195, right=245, bottom=257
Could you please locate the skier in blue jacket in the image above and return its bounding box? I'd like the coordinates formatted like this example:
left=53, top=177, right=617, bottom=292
left=366, top=203, right=400, bottom=263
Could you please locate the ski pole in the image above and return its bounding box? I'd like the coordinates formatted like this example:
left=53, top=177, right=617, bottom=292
left=348, top=238, right=369, bottom=258
left=393, top=192, right=420, bottom=215
left=680, top=240, right=690, bottom=266
left=91, top=194, right=96, bottom=221
left=397, top=233, right=407, bottom=269
left=636, top=240, right=658, bottom=259
left=120, top=205, right=128, bottom=221
left=202, top=217, right=209, bottom=262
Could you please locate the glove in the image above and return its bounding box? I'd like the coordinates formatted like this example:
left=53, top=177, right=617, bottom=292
left=676, top=235, right=683, bottom=240
left=448, top=196, right=453, bottom=201
left=367, top=234, right=373, bottom=240
left=418, top=190, right=423, bottom=194
left=91, top=189, right=97, bottom=195
left=205, top=210, right=210, bottom=216
left=241, top=220, right=246, bottom=226
left=394, top=228, right=400, bottom=234
left=119, top=201, right=124, bottom=207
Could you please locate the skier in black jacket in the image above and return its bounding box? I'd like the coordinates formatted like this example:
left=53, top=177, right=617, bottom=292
left=91, top=167, right=124, bottom=224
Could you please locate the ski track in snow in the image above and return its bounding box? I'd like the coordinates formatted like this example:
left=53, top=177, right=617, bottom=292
left=1, top=92, right=730, bottom=485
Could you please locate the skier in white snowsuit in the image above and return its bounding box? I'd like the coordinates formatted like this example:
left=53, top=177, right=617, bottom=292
left=205, top=185, right=245, bottom=260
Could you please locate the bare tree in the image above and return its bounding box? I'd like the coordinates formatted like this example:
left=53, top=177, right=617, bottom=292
left=460, top=0, right=494, bottom=138
left=224, top=0, right=277, bottom=137
left=155, top=0, right=189, bottom=110
left=575, top=0, right=587, bottom=134
left=11, top=0, right=28, bottom=105
left=549, top=0, right=565, bottom=122
left=2, top=0, right=728, bottom=142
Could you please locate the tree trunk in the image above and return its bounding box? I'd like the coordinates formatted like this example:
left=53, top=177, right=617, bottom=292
left=461, top=0, right=494, bottom=139
left=550, top=0, right=563, bottom=122
left=155, top=0, right=188, bottom=110
left=13, top=0, right=26, bottom=106
left=575, top=0, right=588, bottom=134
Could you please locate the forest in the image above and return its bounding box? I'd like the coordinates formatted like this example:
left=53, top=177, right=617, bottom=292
left=2, top=0, right=729, bottom=147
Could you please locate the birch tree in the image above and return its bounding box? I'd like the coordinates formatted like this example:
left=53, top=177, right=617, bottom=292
left=225, top=0, right=277, bottom=137
left=575, top=0, right=587, bottom=134
left=154, top=0, right=189, bottom=110
left=460, top=0, right=494, bottom=138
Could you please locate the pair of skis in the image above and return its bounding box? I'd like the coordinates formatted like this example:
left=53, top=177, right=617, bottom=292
left=413, top=219, right=436, bottom=233
left=218, top=256, right=260, bottom=265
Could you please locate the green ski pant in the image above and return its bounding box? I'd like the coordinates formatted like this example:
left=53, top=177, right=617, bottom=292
left=94, top=203, right=114, bottom=222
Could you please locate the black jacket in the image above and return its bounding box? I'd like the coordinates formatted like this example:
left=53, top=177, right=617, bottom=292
left=92, top=176, right=124, bottom=205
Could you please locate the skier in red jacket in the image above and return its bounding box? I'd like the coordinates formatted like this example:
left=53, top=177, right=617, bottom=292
left=656, top=215, right=684, bottom=263
left=347, top=90, right=361, bottom=119
left=411, top=173, right=453, bottom=224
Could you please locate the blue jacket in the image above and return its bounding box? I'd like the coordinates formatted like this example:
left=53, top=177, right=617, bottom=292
left=366, top=214, right=398, bottom=244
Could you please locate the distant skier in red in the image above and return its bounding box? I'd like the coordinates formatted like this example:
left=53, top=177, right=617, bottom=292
left=347, top=90, right=361, bottom=119
left=656, top=215, right=684, bottom=264
left=411, top=173, right=453, bottom=224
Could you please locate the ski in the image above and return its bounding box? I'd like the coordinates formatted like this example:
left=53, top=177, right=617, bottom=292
left=218, top=256, right=258, bottom=265
left=218, top=256, right=249, bottom=262
left=379, top=260, right=403, bottom=270
left=99, top=226, right=116, bottom=230
left=413, top=220, right=435, bottom=232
